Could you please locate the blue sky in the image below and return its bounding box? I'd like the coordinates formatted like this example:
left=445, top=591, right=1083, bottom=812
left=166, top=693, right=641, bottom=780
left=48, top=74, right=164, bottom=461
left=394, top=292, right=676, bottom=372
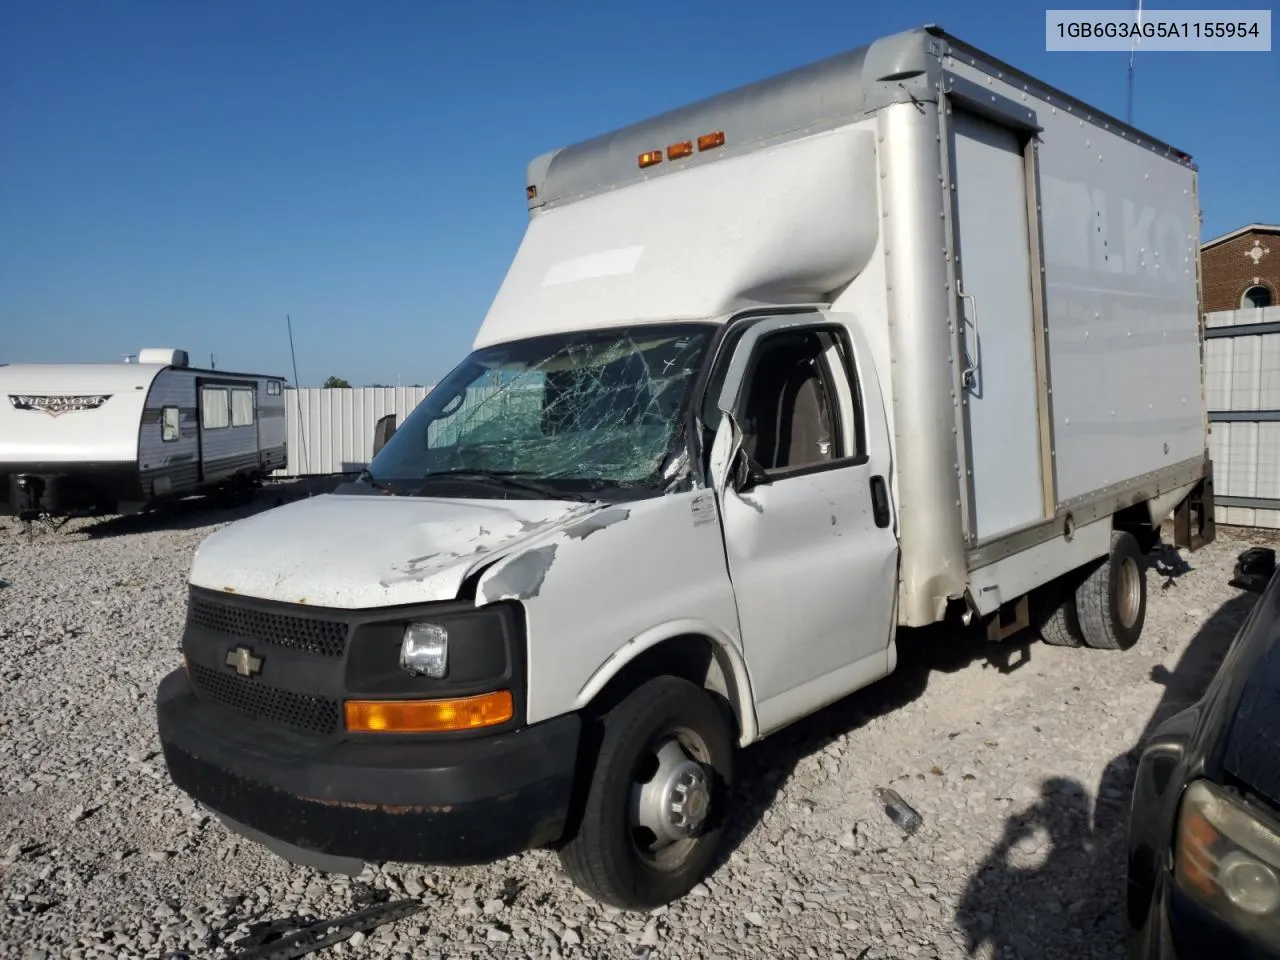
left=2, top=1, right=1277, bottom=385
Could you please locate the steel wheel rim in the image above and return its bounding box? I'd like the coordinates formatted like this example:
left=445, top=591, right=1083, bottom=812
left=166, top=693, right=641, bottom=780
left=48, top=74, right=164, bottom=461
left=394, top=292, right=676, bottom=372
left=1117, top=556, right=1142, bottom=629
left=629, top=724, right=713, bottom=870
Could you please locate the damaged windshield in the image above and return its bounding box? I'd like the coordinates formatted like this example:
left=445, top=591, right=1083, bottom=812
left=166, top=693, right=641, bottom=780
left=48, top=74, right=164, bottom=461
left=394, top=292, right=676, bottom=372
left=366, top=324, right=715, bottom=498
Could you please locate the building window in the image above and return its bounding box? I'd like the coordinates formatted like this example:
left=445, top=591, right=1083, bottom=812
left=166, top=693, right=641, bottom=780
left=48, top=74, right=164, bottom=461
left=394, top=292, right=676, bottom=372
left=162, top=406, right=180, bottom=442
left=1243, top=285, right=1273, bottom=309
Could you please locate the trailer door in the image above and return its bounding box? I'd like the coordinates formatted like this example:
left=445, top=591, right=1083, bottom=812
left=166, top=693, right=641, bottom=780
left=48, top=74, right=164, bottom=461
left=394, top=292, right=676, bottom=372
left=949, top=106, right=1051, bottom=542
left=197, top=378, right=258, bottom=483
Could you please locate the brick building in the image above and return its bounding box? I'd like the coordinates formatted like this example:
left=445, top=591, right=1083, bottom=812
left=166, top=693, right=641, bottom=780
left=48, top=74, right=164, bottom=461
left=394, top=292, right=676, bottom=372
left=1201, top=223, right=1279, bottom=314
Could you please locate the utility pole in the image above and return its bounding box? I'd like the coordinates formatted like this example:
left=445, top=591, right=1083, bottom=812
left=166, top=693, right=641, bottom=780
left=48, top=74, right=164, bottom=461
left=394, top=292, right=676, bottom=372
left=1126, top=0, right=1143, bottom=126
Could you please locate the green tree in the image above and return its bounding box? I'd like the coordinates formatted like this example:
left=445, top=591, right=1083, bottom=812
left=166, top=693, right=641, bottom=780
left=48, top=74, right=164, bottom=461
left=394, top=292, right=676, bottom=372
left=323, top=376, right=351, bottom=388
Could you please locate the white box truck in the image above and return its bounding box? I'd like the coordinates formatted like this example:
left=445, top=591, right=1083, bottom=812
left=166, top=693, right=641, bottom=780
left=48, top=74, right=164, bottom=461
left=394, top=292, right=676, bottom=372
left=157, top=24, right=1216, bottom=910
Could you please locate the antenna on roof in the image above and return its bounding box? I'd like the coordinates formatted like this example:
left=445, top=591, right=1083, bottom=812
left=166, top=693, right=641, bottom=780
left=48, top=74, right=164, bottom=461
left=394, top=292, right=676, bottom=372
left=1126, top=0, right=1143, bottom=125
left=286, top=314, right=310, bottom=475
left=210, top=353, right=216, bottom=370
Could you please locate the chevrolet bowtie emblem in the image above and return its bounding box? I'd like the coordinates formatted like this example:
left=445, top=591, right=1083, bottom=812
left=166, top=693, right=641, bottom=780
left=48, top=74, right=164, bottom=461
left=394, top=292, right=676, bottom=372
left=225, top=645, right=264, bottom=677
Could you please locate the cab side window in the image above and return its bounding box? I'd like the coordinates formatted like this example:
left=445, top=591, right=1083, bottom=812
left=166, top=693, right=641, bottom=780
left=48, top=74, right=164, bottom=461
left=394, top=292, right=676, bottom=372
left=737, top=328, right=864, bottom=474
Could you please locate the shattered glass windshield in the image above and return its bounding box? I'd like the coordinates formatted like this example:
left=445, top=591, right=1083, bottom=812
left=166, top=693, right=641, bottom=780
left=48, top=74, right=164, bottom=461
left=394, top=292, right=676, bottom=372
left=366, top=323, right=715, bottom=498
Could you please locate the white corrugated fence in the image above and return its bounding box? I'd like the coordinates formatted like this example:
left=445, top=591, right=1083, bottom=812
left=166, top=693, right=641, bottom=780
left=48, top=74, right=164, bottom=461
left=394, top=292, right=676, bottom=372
left=276, top=386, right=431, bottom=477
left=1206, top=303, right=1280, bottom=529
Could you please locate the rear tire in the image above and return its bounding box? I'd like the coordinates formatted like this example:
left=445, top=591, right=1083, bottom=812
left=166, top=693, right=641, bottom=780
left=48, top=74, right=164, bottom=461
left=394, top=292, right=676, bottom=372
left=1075, top=530, right=1147, bottom=651
left=1032, top=580, right=1085, bottom=648
left=557, top=676, right=734, bottom=910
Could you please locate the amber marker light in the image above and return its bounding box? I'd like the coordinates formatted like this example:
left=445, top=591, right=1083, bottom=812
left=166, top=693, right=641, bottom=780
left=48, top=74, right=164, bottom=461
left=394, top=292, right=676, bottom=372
left=638, top=149, right=663, bottom=169
left=1175, top=807, right=1221, bottom=896
left=345, top=691, right=515, bottom=733
left=697, top=131, right=726, bottom=151
left=667, top=140, right=693, bottom=160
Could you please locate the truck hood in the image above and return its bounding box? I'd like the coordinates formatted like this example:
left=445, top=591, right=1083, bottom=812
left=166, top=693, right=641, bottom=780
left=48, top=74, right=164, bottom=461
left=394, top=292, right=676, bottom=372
left=188, top=493, right=604, bottom=609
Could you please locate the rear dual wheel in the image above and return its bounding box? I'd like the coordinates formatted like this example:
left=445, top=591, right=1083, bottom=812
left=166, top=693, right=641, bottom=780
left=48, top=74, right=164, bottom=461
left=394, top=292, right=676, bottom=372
left=1034, top=530, right=1147, bottom=651
left=557, top=676, right=734, bottom=911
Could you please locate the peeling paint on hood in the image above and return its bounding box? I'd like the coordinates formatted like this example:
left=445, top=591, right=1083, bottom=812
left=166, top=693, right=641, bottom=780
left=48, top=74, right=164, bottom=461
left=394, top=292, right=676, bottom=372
left=481, top=544, right=559, bottom=603
left=188, top=493, right=601, bottom=609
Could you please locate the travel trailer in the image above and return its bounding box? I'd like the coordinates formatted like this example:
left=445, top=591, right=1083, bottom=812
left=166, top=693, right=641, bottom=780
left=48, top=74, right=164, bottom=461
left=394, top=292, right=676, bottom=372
left=1, top=349, right=287, bottom=520
left=157, top=24, right=1215, bottom=911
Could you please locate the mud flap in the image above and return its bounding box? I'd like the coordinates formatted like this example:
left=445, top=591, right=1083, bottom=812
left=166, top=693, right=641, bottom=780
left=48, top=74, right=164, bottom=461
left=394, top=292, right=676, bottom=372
left=1174, top=458, right=1215, bottom=552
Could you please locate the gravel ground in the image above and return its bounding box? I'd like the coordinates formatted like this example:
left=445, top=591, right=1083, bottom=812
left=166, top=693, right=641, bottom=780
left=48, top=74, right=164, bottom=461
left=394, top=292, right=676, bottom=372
left=0, top=489, right=1271, bottom=960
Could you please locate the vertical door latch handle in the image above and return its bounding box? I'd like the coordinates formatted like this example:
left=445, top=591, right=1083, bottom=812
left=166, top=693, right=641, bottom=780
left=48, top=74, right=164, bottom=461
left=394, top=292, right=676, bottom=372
left=870, top=475, right=891, bottom=529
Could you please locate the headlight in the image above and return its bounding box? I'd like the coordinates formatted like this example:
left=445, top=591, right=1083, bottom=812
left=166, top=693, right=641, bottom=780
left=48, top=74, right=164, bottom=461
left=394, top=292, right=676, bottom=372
left=1175, top=779, right=1280, bottom=946
left=400, top=622, right=448, bottom=678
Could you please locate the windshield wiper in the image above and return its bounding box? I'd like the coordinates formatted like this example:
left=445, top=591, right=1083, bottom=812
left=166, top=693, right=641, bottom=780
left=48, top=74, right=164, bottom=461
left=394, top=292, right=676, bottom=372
left=357, top=469, right=403, bottom=495
left=415, top=469, right=594, bottom=501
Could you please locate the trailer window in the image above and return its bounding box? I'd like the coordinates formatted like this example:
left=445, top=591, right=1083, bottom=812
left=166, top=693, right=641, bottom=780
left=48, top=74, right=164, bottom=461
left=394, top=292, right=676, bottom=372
left=735, top=328, right=864, bottom=475
left=200, top=387, right=230, bottom=429
left=266, top=380, right=282, bottom=396
left=230, top=388, right=255, bottom=427
left=162, top=406, right=180, bottom=442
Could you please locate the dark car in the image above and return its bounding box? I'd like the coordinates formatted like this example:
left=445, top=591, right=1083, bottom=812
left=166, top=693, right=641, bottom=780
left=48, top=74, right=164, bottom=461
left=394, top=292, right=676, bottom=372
left=1127, top=546, right=1280, bottom=958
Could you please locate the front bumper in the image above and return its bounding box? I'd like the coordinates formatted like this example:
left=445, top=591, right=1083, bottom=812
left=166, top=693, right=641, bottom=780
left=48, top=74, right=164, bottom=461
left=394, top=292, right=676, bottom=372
left=156, top=668, right=581, bottom=867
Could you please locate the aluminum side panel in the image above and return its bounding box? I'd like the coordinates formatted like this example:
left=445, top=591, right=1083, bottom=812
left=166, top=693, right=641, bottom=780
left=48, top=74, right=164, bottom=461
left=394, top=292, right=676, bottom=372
left=943, top=56, right=1204, bottom=507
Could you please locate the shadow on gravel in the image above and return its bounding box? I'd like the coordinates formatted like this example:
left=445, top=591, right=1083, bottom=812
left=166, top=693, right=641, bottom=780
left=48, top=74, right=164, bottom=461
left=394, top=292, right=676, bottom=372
left=1145, top=543, right=1196, bottom=592
left=954, top=589, right=1257, bottom=960
left=710, top=613, right=1030, bottom=876
left=77, top=476, right=350, bottom=540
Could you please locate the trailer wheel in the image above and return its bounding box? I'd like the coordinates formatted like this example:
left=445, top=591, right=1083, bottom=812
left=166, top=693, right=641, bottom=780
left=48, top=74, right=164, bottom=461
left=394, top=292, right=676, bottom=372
left=1075, top=530, right=1147, bottom=651
left=557, top=676, right=734, bottom=910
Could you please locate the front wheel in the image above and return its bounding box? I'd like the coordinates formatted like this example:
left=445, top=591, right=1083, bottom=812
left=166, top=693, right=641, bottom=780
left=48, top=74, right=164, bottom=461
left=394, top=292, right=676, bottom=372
left=557, top=676, right=734, bottom=910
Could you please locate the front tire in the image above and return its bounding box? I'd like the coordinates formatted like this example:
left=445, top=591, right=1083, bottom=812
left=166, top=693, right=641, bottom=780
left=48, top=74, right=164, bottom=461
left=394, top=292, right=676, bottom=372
left=557, top=676, right=734, bottom=910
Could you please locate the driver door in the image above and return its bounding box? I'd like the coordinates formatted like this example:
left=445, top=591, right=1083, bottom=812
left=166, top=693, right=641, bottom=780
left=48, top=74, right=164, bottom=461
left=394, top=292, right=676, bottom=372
left=708, top=312, right=900, bottom=736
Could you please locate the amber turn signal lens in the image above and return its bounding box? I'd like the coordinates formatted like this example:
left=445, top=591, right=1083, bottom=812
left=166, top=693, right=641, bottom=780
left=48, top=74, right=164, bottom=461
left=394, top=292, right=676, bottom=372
left=345, top=691, right=515, bottom=733
left=1175, top=809, right=1221, bottom=896
left=667, top=140, right=693, bottom=160
left=638, top=150, right=663, bottom=169
left=697, top=131, right=726, bottom=151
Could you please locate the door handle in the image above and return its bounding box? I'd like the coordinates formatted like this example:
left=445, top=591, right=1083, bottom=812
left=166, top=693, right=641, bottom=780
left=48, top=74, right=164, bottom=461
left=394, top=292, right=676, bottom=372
left=959, top=283, right=979, bottom=390
left=870, top=475, right=891, bottom=529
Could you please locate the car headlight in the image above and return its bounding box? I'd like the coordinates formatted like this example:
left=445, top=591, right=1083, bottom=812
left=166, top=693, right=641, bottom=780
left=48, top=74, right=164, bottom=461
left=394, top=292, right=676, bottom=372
left=400, top=622, right=448, bottom=678
left=1175, top=779, right=1280, bottom=946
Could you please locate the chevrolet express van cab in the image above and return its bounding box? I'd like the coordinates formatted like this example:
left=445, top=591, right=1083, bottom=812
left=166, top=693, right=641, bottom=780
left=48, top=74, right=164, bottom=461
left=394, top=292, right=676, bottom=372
left=157, top=24, right=1216, bottom=910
